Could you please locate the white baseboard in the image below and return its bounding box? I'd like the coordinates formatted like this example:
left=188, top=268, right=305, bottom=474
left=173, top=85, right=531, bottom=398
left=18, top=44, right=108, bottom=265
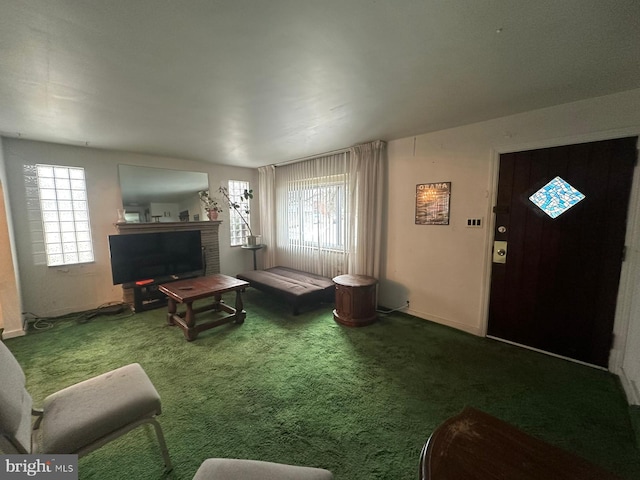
left=2, top=327, right=26, bottom=340
left=406, top=308, right=483, bottom=336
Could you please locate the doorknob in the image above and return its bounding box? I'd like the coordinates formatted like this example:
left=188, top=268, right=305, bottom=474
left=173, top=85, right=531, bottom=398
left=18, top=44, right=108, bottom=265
left=493, top=241, right=508, bottom=264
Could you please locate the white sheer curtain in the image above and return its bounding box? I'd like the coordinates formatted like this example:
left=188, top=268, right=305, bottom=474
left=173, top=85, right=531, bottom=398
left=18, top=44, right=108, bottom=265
left=257, top=140, right=385, bottom=279
left=273, top=153, right=348, bottom=278
left=347, top=140, right=385, bottom=278
left=258, top=165, right=277, bottom=268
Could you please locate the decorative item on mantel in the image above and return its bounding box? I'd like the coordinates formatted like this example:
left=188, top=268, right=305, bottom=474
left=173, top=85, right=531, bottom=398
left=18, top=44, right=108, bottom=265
left=198, top=190, right=222, bottom=221
left=219, top=186, right=259, bottom=245
left=117, top=208, right=127, bottom=223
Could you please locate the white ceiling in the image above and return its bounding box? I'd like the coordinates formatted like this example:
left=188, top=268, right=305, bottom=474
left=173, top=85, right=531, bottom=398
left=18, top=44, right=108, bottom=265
left=1, top=0, right=639, bottom=169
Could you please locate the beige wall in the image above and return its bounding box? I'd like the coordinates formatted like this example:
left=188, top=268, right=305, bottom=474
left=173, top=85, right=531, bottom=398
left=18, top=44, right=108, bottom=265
left=381, top=88, right=640, bottom=403
left=0, top=137, right=24, bottom=339
left=1, top=139, right=258, bottom=320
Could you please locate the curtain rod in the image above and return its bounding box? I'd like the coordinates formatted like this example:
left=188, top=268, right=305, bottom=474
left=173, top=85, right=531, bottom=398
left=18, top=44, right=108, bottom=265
left=273, top=146, right=351, bottom=167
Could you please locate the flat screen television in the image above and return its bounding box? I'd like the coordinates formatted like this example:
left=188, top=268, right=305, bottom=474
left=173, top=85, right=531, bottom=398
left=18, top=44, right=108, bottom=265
left=109, top=230, right=203, bottom=285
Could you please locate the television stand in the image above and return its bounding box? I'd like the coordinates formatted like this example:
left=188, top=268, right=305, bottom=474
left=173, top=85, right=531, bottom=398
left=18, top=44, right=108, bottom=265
left=132, top=283, right=167, bottom=312
left=125, top=274, right=200, bottom=312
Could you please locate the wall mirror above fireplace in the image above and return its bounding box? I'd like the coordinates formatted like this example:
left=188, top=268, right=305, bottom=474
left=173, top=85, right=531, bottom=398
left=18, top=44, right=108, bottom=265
left=118, top=164, right=209, bottom=223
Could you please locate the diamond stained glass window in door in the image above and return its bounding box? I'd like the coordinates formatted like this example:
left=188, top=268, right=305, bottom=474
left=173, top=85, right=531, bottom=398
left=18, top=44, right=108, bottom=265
left=529, top=176, right=585, bottom=219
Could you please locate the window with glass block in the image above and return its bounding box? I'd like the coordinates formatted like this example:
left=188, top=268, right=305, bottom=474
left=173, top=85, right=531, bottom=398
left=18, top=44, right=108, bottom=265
left=228, top=180, right=251, bottom=246
left=34, top=164, right=94, bottom=266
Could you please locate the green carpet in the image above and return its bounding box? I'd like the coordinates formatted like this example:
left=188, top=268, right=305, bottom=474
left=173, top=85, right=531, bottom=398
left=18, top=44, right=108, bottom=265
left=5, top=289, right=640, bottom=479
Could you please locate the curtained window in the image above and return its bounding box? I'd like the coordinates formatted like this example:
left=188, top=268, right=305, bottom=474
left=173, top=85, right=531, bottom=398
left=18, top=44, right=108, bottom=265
left=287, top=173, right=347, bottom=250
left=261, top=140, right=385, bottom=279
left=274, top=153, right=349, bottom=278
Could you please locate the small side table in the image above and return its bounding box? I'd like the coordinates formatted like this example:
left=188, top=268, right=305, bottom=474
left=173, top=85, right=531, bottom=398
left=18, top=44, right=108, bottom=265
left=241, top=244, right=264, bottom=270
left=332, top=274, right=378, bottom=327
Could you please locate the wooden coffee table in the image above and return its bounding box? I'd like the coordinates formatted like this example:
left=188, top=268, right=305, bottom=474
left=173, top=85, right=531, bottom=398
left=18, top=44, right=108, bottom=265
left=159, top=274, right=249, bottom=341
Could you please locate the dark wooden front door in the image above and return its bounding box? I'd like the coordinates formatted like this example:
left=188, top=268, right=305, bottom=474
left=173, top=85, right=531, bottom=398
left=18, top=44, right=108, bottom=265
left=487, top=137, right=637, bottom=367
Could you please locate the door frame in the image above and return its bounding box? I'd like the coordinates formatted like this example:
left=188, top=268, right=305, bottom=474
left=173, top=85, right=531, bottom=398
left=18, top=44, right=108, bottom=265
left=480, top=129, right=640, bottom=376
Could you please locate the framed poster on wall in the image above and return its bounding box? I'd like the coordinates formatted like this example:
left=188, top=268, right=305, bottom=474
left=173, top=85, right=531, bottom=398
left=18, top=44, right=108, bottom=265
left=415, top=182, right=451, bottom=225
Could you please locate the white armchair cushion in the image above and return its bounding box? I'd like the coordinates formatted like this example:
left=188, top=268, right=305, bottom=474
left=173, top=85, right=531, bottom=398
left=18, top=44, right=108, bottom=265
left=38, top=363, right=161, bottom=453
left=192, top=459, right=334, bottom=480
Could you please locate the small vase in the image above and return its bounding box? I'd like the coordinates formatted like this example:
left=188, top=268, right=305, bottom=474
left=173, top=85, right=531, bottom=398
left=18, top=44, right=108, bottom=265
left=117, top=208, right=126, bottom=223
left=207, top=210, right=218, bottom=221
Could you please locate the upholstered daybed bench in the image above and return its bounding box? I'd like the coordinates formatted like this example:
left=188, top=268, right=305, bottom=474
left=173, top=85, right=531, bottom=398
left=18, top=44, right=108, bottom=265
left=236, top=266, right=334, bottom=315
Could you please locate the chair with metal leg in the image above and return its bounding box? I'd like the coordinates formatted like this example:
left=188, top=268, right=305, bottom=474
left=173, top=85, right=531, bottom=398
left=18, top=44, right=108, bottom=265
left=0, top=341, right=172, bottom=473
